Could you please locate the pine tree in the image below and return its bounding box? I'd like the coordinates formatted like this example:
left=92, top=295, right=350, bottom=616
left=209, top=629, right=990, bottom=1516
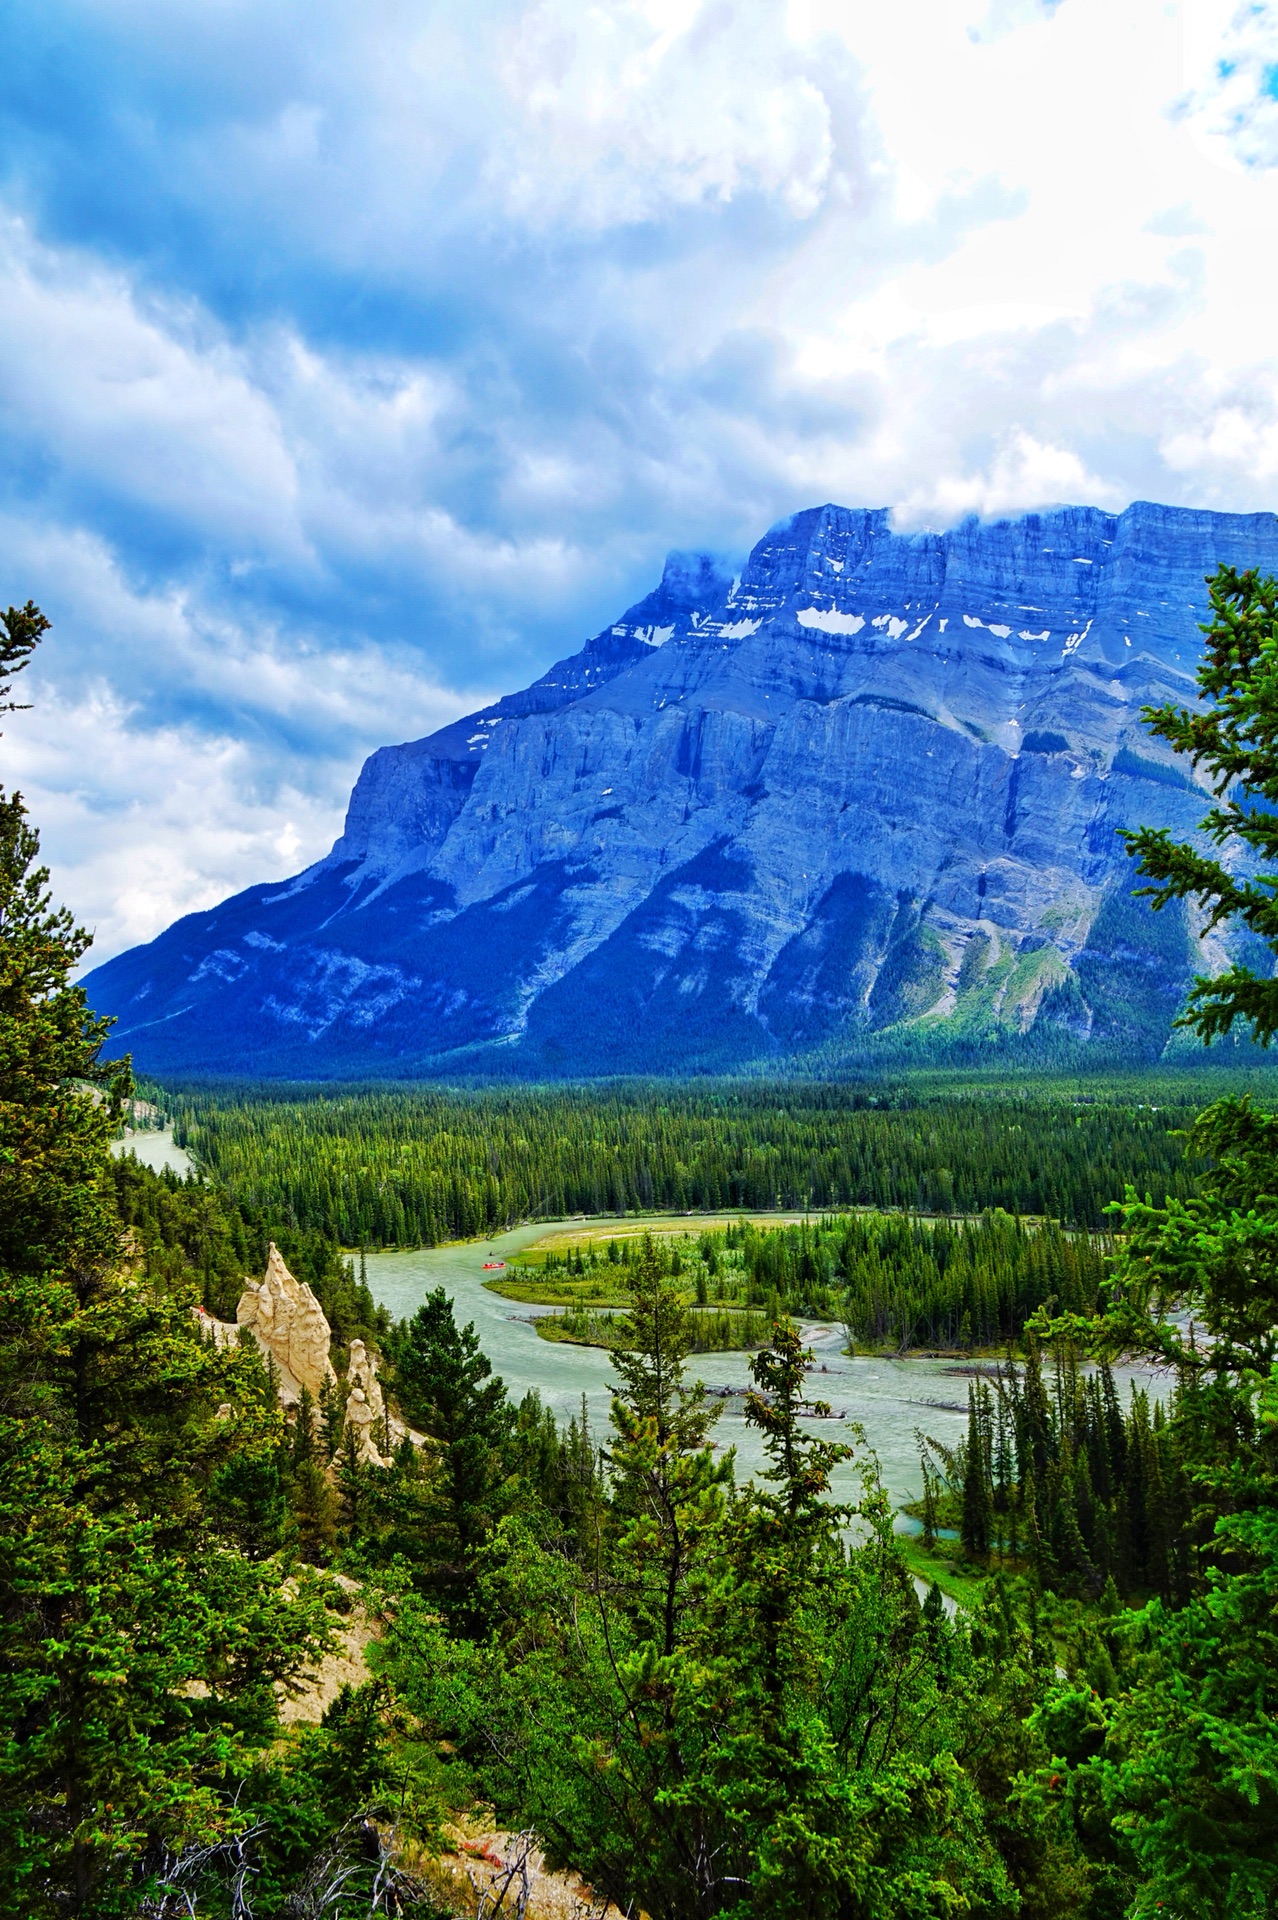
left=745, top=1315, right=852, bottom=1524
left=388, top=1287, right=512, bottom=1612
left=0, top=611, right=327, bottom=1916
left=287, top=1387, right=337, bottom=1560
left=921, top=1457, right=938, bottom=1547
left=0, top=785, right=125, bottom=1290
left=960, top=1382, right=992, bottom=1559
left=1123, top=562, right=1278, bottom=1043
left=605, top=1236, right=729, bottom=1657
left=0, top=601, right=46, bottom=720
left=1034, top=561, right=1278, bottom=1910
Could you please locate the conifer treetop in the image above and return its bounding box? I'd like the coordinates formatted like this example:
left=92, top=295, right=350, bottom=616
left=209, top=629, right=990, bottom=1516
left=0, top=602, right=49, bottom=724
left=1124, top=563, right=1278, bottom=1042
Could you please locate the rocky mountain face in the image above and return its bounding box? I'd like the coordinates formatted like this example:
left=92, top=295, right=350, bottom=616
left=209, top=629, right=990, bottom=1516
left=85, top=501, right=1278, bottom=1077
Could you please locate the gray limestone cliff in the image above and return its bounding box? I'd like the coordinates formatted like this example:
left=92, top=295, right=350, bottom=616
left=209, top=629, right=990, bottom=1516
left=85, top=501, right=1278, bottom=1074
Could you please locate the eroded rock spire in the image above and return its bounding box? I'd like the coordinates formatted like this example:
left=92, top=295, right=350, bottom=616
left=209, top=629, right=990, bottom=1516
left=236, top=1243, right=337, bottom=1402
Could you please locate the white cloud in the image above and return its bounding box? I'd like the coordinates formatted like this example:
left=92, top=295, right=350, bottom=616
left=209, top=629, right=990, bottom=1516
left=494, top=0, right=844, bottom=226
left=736, top=0, right=1278, bottom=523
left=4, top=0, right=1278, bottom=962
left=0, top=516, right=473, bottom=960
left=1180, top=0, right=1278, bottom=171
left=0, top=217, right=305, bottom=560
left=1160, top=367, right=1278, bottom=488
left=4, top=681, right=338, bottom=958
left=895, top=429, right=1118, bottom=530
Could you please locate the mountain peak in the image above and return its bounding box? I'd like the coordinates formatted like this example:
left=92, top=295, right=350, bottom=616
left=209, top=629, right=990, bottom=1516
left=85, top=499, right=1278, bottom=1078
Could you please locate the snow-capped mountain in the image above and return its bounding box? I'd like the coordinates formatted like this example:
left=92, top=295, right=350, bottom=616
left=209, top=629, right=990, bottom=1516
left=84, top=501, right=1278, bottom=1076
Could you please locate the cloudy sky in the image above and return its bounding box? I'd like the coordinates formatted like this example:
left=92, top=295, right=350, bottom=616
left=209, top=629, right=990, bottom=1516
left=2, top=0, right=1277, bottom=962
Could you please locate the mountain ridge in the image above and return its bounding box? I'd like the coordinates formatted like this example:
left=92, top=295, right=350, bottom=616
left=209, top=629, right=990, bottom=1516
left=84, top=499, right=1278, bottom=1078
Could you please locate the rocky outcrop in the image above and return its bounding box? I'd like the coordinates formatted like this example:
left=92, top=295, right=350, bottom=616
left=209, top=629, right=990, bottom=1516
left=203, top=1262, right=406, bottom=1465
left=236, top=1244, right=338, bottom=1402
left=85, top=500, right=1278, bottom=1073
left=342, top=1337, right=390, bottom=1467
left=278, top=1572, right=374, bottom=1727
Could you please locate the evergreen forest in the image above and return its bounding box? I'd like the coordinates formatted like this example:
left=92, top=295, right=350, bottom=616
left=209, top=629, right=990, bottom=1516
left=2, top=567, right=1277, bottom=1920
left=491, top=1208, right=1108, bottom=1354
left=167, top=1075, right=1220, bottom=1245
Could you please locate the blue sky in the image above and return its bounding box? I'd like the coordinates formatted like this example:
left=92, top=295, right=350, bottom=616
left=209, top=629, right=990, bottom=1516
left=2, top=0, right=1278, bottom=959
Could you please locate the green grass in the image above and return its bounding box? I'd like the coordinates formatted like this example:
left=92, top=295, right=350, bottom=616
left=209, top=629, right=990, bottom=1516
left=533, top=1311, right=621, bottom=1346
left=483, top=1269, right=630, bottom=1308
left=534, top=1303, right=769, bottom=1352
left=895, top=1534, right=996, bottom=1610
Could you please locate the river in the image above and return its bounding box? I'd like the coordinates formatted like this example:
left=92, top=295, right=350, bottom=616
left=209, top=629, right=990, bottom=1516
left=364, top=1218, right=1171, bottom=1515
left=98, top=1150, right=1165, bottom=1518
left=111, top=1125, right=195, bottom=1177
left=368, top=1223, right=985, bottom=1511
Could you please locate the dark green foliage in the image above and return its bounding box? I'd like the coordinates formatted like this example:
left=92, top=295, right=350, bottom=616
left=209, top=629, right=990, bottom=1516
left=1015, top=558, right=1278, bottom=1914
left=1025, top=1084, right=1278, bottom=1910
left=0, top=600, right=47, bottom=718
left=0, top=766, right=332, bottom=1913
left=109, top=1152, right=389, bottom=1346
left=0, top=614, right=444, bottom=1916
left=607, top=1235, right=718, bottom=1454
left=867, top=915, right=946, bottom=1028
left=109, top=1153, right=259, bottom=1318
left=524, top=1206, right=1107, bottom=1355
left=207, top=1449, right=290, bottom=1561
left=745, top=1315, right=852, bottom=1523
left=0, top=786, right=128, bottom=1287
left=380, top=1301, right=1083, bottom=1919
left=162, top=1680, right=448, bottom=1917
left=1086, top=1093, right=1278, bottom=1379
left=383, top=1289, right=514, bottom=1609
left=1075, top=884, right=1196, bottom=1059
left=928, top=1345, right=1194, bottom=1603
left=1110, top=745, right=1197, bottom=791
left=170, top=1077, right=1209, bottom=1244
left=507, top=1387, right=602, bottom=1551
left=1123, top=562, right=1278, bottom=1044
left=839, top=1210, right=1106, bottom=1352
left=960, top=1381, right=994, bottom=1558
left=1080, top=1378, right=1278, bottom=1916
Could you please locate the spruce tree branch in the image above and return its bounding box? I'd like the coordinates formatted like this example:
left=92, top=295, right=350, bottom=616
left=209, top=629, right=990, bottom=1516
left=1119, top=827, right=1278, bottom=937
left=1180, top=969, right=1278, bottom=1044
left=0, top=601, right=49, bottom=722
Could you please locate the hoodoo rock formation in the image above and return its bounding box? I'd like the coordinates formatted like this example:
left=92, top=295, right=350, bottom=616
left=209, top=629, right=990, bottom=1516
left=342, top=1337, right=391, bottom=1467
left=86, top=500, right=1278, bottom=1075
left=235, top=1243, right=338, bottom=1401
left=196, top=1255, right=409, bottom=1474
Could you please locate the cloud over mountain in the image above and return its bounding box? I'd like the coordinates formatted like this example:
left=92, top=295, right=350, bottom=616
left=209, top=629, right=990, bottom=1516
left=2, top=1, right=1278, bottom=958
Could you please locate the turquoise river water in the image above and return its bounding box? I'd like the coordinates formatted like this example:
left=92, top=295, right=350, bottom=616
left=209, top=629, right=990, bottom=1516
left=111, top=1134, right=1166, bottom=1517
left=363, top=1225, right=1166, bottom=1513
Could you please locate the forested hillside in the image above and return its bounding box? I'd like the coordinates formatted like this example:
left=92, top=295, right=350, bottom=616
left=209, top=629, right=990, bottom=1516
left=5, top=580, right=1278, bottom=1917
left=109, top=1153, right=389, bottom=1342
left=169, top=1077, right=1222, bottom=1245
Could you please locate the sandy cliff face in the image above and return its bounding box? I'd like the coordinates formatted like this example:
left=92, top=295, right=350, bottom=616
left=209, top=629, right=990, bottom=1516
left=236, top=1244, right=338, bottom=1400
left=343, top=1338, right=391, bottom=1466
left=85, top=501, right=1278, bottom=1074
